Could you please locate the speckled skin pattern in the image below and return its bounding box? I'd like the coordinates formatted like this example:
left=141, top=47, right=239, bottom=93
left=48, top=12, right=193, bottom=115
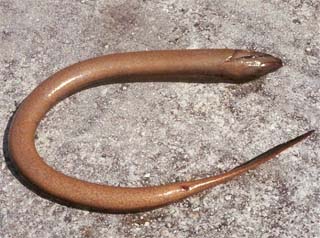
left=1, top=0, right=319, bottom=237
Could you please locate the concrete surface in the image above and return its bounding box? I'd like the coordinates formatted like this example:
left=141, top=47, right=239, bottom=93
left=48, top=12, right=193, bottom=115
left=1, top=0, right=319, bottom=237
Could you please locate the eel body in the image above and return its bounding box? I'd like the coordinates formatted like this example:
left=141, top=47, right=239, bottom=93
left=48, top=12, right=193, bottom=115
left=8, top=49, right=313, bottom=212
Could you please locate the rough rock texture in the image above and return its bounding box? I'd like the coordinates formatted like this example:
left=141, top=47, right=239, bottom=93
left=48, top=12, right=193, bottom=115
left=1, top=0, right=319, bottom=237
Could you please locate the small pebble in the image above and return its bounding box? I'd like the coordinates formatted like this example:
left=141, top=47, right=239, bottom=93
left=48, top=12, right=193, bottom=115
left=225, top=194, right=232, bottom=201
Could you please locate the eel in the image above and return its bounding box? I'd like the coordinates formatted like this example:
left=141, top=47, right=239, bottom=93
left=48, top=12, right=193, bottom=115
left=8, top=49, right=313, bottom=213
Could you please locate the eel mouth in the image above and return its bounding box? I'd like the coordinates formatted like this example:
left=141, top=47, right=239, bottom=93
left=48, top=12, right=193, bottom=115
left=228, top=50, right=283, bottom=70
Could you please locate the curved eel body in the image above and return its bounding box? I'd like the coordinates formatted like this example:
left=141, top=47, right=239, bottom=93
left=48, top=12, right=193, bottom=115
left=8, top=49, right=313, bottom=213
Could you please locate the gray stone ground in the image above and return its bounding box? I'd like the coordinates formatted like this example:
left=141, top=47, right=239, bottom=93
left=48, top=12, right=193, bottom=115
left=1, top=0, right=319, bottom=237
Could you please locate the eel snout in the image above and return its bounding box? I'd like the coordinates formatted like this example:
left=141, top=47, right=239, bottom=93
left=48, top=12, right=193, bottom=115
left=223, top=50, right=283, bottom=82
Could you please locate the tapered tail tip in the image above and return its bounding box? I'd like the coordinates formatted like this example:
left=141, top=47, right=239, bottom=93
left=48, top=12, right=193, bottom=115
left=296, top=130, right=315, bottom=141
left=285, top=129, right=315, bottom=148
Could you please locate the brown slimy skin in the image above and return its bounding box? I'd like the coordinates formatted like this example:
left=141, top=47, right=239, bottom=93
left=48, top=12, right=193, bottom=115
left=8, top=49, right=312, bottom=213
